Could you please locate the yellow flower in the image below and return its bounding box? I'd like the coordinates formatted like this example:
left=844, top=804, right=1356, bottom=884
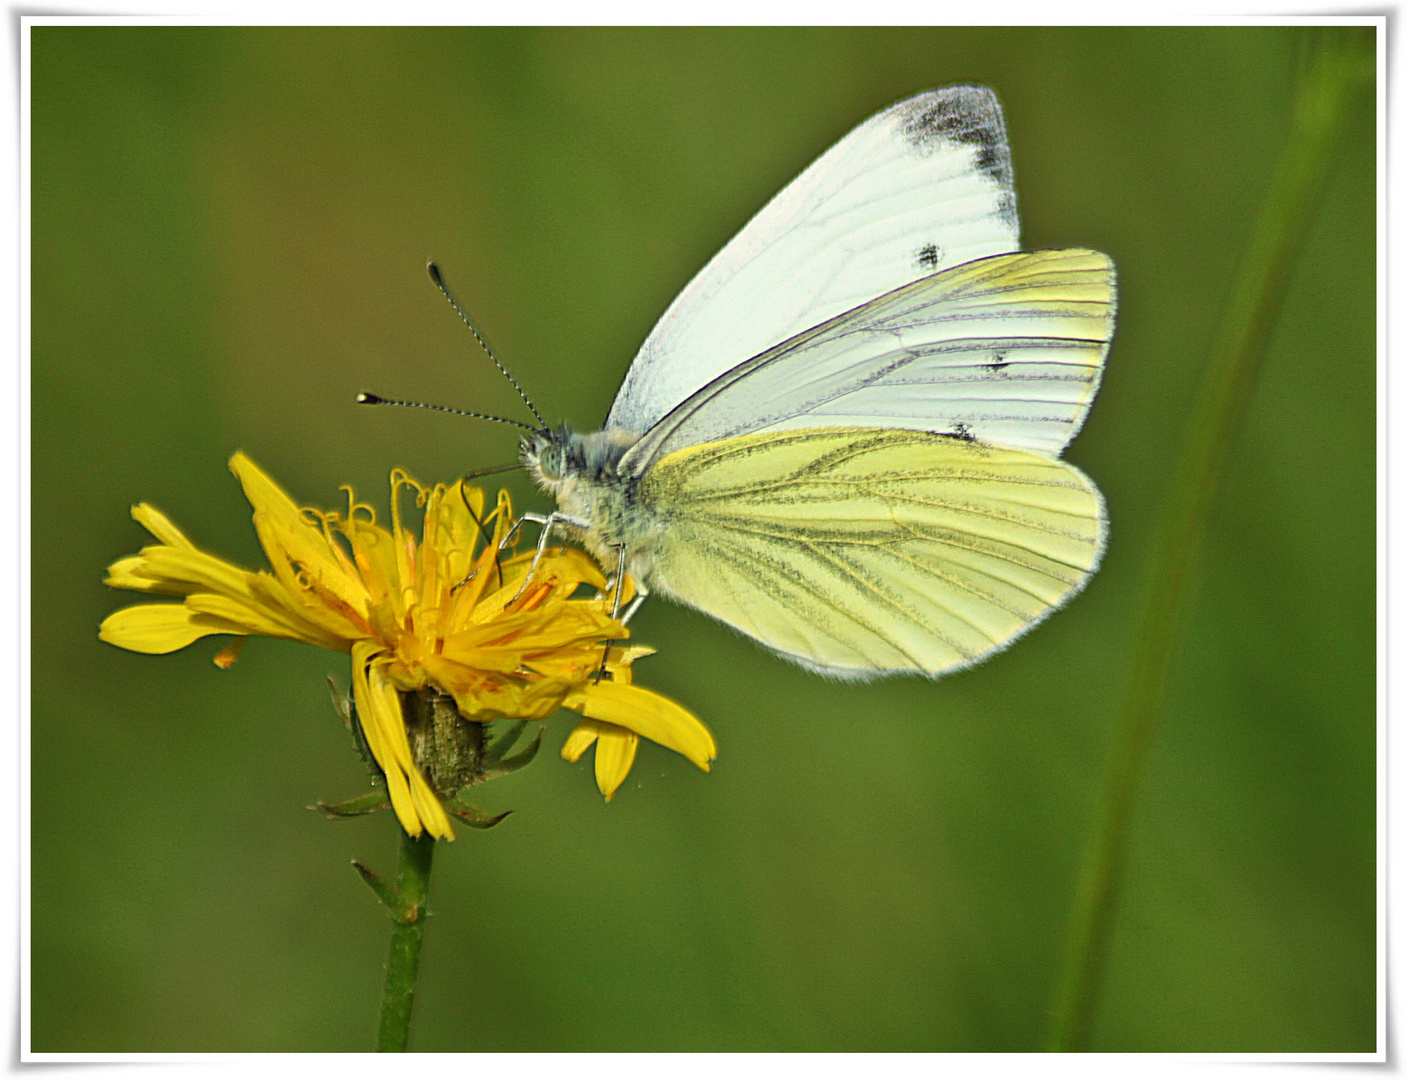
left=100, top=452, right=716, bottom=837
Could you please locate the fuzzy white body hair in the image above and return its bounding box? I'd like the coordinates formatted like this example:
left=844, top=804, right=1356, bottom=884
left=521, top=426, right=667, bottom=585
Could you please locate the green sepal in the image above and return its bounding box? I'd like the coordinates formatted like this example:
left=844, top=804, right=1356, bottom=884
left=326, top=675, right=352, bottom=728
left=331, top=673, right=384, bottom=785
left=312, top=791, right=390, bottom=819
left=484, top=719, right=528, bottom=764
left=480, top=727, right=542, bottom=781
left=352, top=859, right=420, bottom=923
left=442, top=798, right=512, bottom=829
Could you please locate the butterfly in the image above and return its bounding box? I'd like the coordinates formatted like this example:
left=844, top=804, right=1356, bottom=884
left=370, top=86, right=1115, bottom=681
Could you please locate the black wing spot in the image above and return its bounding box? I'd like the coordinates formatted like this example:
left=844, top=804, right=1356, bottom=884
left=996, top=189, right=1019, bottom=229
left=946, top=421, right=976, bottom=442
left=986, top=351, right=1010, bottom=375
left=896, top=86, right=1013, bottom=189
left=916, top=243, right=942, bottom=271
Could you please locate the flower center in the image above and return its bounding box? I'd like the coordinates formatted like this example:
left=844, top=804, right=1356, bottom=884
left=399, top=686, right=488, bottom=796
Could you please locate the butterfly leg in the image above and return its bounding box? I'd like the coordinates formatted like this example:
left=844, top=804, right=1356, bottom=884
left=497, top=511, right=567, bottom=552
left=455, top=511, right=550, bottom=591
left=619, top=581, right=650, bottom=625
left=594, top=544, right=628, bottom=683
left=504, top=512, right=590, bottom=602
left=608, top=546, right=628, bottom=619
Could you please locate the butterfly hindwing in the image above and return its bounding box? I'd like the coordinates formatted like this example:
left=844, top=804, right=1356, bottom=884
left=637, top=427, right=1106, bottom=679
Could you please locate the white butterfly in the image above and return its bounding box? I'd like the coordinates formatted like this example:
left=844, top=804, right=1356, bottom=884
left=379, top=86, right=1115, bottom=680
left=514, top=86, right=1116, bottom=681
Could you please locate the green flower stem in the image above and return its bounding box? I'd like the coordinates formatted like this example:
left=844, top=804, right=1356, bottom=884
left=376, top=831, right=436, bottom=1052
left=1046, top=28, right=1372, bottom=1053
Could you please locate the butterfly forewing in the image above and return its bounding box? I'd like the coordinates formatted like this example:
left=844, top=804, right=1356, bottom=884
left=637, top=428, right=1106, bottom=679
left=607, top=86, right=1021, bottom=435
left=620, top=249, right=1115, bottom=477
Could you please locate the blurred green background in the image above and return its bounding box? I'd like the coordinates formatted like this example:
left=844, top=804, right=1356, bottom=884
left=30, top=26, right=1376, bottom=1052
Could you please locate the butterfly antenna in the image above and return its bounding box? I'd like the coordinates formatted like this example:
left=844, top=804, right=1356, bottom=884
left=356, top=392, right=537, bottom=432
left=427, top=261, right=547, bottom=429
left=461, top=460, right=528, bottom=480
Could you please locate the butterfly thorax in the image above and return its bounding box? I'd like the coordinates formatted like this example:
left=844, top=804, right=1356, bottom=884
left=521, top=424, right=664, bottom=579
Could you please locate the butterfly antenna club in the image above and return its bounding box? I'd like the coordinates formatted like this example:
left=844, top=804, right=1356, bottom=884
left=427, top=260, right=547, bottom=429
left=356, top=392, right=538, bottom=432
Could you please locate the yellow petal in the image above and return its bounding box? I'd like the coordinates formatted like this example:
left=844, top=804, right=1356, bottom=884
left=350, top=642, right=454, bottom=841
left=497, top=547, right=608, bottom=593
left=564, top=681, right=715, bottom=771
left=351, top=649, right=420, bottom=836
left=104, top=555, right=178, bottom=595
left=442, top=533, right=503, bottom=633
left=442, top=604, right=618, bottom=663
left=488, top=489, right=515, bottom=554
left=125, top=545, right=258, bottom=601
left=415, top=487, right=447, bottom=614
left=131, top=503, right=195, bottom=548
left=212, top=639, right=245, bottom=668
left=420, top=481, right=490, bottom=635
left=548, top=548, right=611, bottom=592
left=344, top=516, right=402, bottom=615
left=184, top=593, right=349, bottom=651
left=246, top=571, right=368, bottom=644
left=98, top=604, right=241, bottom=654
left=111, top=498, right=367, bottom=650
left=476, top=548, right=610, bottom=623
left=603, top=644, right=655, bottom=686
left=445, top=479, right=487, bottom=538
left=229, top=452, right=370, bottom=623
left=437, top=644, right=531, bottom=674
left=229, top=451, right=303, bottom=522
left=594, top=724, right=639, bottom=802
left=106, top=544, right=255, bottom=599
left=435, top=664, right=574, bottom=723
left=560, top=721, right=600, bottom=762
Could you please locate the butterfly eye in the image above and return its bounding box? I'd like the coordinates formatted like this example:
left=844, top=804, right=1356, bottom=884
left=534, top=444, right=561, bottom=481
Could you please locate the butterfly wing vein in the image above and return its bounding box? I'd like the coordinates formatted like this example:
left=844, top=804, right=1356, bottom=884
left=639, top=428, right=1105, bottom=679
left=607, top=86, right=1022, bottom=435
left=620, top=249, right=1116, bottom=477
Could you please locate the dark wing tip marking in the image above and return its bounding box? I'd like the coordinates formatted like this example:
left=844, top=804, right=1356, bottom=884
left=896, top=86, right=1009, bottom=169
left=894, top=87, right=1016, bottom=226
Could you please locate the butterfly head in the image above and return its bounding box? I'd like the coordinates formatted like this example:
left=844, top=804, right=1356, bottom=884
left=521, top=423, right=580, bottom=491
left=522, top=423, right=641, bottom=496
